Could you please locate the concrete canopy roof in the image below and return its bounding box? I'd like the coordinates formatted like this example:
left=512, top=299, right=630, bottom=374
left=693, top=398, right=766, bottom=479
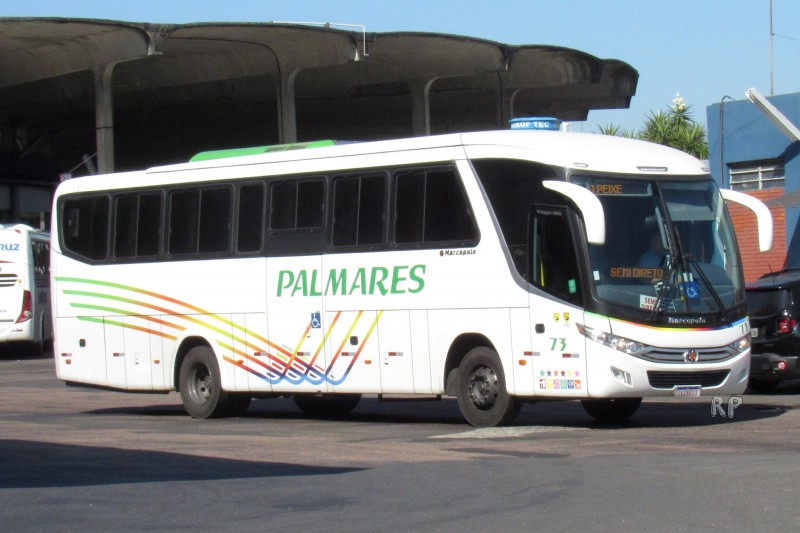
left=0, top=18, right=637, bottom=177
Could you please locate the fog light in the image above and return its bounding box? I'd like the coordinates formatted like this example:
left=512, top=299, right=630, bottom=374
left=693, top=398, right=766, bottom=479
left=774, top=360, right=788, bottom=372
left=611, top=366, right=632, bottom=386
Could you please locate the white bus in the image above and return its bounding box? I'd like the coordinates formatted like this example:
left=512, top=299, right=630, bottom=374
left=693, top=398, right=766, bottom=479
left=50, top=129, right=772, bottom=426
left=0, top=224, right=51, bottom=354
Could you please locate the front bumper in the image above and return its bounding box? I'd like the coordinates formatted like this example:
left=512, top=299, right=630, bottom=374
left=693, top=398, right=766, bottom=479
left=0, top=321, right=34, bottom=343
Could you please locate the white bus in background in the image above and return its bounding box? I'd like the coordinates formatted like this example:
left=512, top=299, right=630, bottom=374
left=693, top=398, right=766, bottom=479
left=50, top=127, right=772, bottom=427
left=0, top=224, right=51, bottom=354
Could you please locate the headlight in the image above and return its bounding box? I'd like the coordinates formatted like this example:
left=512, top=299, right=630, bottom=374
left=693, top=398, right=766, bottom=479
left=576, top=323, right=647, bottom=355
left=729, top=334, right=751, bottom=353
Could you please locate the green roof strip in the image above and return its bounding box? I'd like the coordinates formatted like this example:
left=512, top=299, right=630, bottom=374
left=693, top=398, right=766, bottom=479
left=190, top=140, right=338, bottom=162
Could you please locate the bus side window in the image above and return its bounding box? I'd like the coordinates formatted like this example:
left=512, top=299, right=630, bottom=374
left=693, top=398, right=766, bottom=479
left=169, top=187, right=231, bottom=255
left=332, top=173, right=386, bottom=248
left=61, top=196, right=109, bottom=261
left=32, top=240, right=50, bottom=287
left=531, top=206, right=582, bottom=305
left=237, top=182, right=265, bottom=253
left=111, top=192, right=163, bottom=261
left=198, top=187, right=231, bottom=253
left=270, top=178, right=325, bottom=231
left=169, top=190, right=200, bottom=254
left=136, top=193, right=162, bottom=256
left=394, top=167, right=477, bottom=246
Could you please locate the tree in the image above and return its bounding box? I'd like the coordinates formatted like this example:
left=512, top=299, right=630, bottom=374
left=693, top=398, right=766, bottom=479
left=596, top=124, right=636, bottom=138
left=599, top=93, right=708, bottom=159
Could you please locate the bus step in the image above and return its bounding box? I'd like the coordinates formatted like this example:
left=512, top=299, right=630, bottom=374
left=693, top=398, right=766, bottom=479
left=378, top=394, right=442, bottom=402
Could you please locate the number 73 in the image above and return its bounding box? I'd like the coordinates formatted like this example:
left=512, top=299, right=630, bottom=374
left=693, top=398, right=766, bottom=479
left=549, top=337, right=567, bottom=351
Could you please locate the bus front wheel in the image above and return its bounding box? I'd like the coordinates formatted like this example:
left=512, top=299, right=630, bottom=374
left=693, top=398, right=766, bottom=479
left=581, top=397, right=642, bottom=424
left=179, top=346, right=231, bottom=419
left=457, top=347, right=520, bottom=427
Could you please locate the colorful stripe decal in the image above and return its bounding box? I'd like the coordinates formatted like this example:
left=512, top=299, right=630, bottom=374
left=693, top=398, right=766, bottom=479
left=585, top=310, right=749, bottom=333
left=57, top=276, right=383, bottom=386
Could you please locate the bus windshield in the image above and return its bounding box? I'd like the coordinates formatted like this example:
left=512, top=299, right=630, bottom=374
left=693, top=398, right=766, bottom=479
left=571, top=176, right=744, bottom=316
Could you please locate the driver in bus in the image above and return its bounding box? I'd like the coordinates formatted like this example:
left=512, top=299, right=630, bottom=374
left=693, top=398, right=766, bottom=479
left=637, top=232, right=667, bottom=268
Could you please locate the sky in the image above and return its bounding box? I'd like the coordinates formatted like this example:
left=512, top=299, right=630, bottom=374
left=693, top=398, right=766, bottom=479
left=3, top=0, right=800, bottom=134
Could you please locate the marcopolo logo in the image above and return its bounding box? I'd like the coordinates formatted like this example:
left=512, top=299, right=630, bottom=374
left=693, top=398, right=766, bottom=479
left=277, top=264, right=426, bottom=297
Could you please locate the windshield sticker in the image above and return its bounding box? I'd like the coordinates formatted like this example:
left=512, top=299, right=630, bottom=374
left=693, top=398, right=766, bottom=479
left=640, top=295, right=658, bottom=310
left=568, top=279, right=577, bottom=293
left=680, top=280, right=701, bottom=300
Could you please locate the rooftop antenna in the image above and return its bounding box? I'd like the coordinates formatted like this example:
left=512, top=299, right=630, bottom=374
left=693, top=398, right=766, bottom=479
left=770, top=0, right=775, bottom=95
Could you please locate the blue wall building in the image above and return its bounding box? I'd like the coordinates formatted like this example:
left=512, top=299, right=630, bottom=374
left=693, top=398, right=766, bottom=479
left=707, top=91, right=800, bottom=271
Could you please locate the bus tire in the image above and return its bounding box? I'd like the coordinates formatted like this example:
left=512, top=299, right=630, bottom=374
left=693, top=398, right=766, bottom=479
left=294, top=393, right=361, bottom=418
left=178, top=346, right=231, bottom=419
left=581, top=397, right=642, bottom=423
left=457, top=347, right=520, bottom=427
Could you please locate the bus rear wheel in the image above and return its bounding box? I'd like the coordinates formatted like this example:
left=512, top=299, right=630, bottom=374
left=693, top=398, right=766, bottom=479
left=179, top=346, right=231, bottom=419
left=293, top=394, right=361, bottom=418
left=457, top=347, right=520, bottom=427
left=581, top=397, right=642, bottom=424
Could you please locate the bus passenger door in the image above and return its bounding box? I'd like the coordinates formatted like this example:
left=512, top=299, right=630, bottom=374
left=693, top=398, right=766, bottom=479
left=528, top=206, right=588, bottom=398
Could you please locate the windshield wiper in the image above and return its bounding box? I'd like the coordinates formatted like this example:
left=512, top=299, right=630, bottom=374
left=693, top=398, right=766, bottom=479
left=685, top=256, right=727, bottom=321
left=648, top=253, right=678, bottom=321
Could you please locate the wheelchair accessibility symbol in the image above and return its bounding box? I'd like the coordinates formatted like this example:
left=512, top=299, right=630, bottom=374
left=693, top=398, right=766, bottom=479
left=311, top=312, right=321, bottom=329
left=684, top=281, right=700, bottom=300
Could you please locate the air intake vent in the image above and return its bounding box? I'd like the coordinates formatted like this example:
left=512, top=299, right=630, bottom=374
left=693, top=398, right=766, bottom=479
left=647, top=370, right=729, bottom=389
left=637, top=347, right=737, bottom=364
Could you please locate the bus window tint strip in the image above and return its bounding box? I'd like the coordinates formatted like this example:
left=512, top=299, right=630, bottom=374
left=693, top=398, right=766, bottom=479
left=58, top=163, right=479, bottom=265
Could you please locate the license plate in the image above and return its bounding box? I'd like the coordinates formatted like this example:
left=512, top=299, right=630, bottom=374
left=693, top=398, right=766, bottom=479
left=751, top=327, right=760, bottom=338
left=673, top=385, right=702, bottom=397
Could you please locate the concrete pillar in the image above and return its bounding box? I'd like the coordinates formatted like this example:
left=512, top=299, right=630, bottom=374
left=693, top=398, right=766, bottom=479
left=410, top=78, right=437, bottom=137
left=95, top=63, right=116, bottom=174
left=277, top=68, right=300, bottom=143
left=505, top=88, right=521, bottom=125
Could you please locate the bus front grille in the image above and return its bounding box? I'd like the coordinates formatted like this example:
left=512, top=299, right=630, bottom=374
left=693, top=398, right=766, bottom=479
left=647, top=370, right=730, bottom=389
left=637, top=347, right=737, bottom=364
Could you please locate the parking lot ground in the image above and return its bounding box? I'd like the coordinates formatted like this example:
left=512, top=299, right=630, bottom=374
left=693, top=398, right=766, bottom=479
left=2, top=352, right=800, bottom=469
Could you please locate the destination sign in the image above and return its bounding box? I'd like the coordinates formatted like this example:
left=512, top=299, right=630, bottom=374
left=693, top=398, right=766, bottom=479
left=571, top=177, right=651, bottom=196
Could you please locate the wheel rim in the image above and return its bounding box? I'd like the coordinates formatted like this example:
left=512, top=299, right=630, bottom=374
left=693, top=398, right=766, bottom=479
left=467, top=365, right=498, bottom=410
left=188, top=364, right=212, bottom=405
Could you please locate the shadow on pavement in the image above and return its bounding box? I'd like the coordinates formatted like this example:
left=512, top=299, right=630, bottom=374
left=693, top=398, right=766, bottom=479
left=0, top=439, right=363, bottom=489
left=83, top=394, right=791, bottom=430
left=0, top=343, right=52, bottom=360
